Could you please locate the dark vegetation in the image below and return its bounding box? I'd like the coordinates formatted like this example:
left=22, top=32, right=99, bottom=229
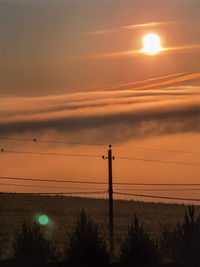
left=13, top=221, right=58, bottom=265
left=0, top=193, right=200, bottom=266
left=159, top=206, right=200, bottom=266
left=65, top=209, right=109, bottom=265
left=120, top=215, right=159, bottom=266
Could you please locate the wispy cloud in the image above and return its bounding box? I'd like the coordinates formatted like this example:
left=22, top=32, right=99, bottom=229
left=83, top=21, right=176, bottom=35
left=0, top=73, right=200, bottom=141
left=63, top=73, right=184, bottom=93
left=123, top=73, right=200, bottom=92
left=82, top=29, right=117, bottom=35
left=69, top=44, right=200, bottom=61
left=122, top=21, right=176, bottom=30
left=73, top=73, right=200, bottom=95
left=97, top=73, right=185, bottom=91
left=68, top=49, right=141, bottom=61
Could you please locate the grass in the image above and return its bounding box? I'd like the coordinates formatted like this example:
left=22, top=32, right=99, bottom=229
left=0, top=193, right=199, bottom=260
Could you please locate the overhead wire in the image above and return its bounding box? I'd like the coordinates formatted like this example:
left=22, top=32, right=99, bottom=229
left=113, top=144, right=200, bottom=156
left=1, top=149, right=101, bottom=159
left=0, top=191, right=107, bottom=195
left=0, top=137, right=105, bottom=147
left=0, top=176, right=107, bottom=185
left=1, top=179, right=200, bottom=192
left=116, top=156, right=197, bottom=166
left=113, top=188, right=200, bottom=191
left=1, top=176, right=200, bottom=201
left=1, top=188, right=199, bottom=201
left=113, top=182, right=200, bottom=186
left=114, top=191, right=200, bottom=202
left=0, top=182, right=106, bottom=191
left=2, top=182, right=200, bottom=193
left=1, top=176, right=200, bottom=186
left=1, top=149, right=197, bottom=166
left=0, top=137, right=199, bottom=156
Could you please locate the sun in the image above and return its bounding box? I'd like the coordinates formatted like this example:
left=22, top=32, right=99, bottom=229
left=141, top=33, right=162, bottom=55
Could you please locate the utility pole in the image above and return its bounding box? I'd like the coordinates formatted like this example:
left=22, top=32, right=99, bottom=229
left=102, top=144, right=114, bottom=257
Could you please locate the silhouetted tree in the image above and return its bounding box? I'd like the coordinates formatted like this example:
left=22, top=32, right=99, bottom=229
left=65, top=209, right=109, bottom=266
left=120, top=214, right=159, bottom=266
left=13, top=221, right=58, bottom=265
left=160, top=206, right=200, bottom=266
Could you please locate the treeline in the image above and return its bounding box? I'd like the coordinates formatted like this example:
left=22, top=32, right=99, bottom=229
left=1, top=206, right=200, bottom=267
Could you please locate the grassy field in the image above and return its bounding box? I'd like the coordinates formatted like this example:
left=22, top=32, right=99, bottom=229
left=0, top=193, right=199, bottom=260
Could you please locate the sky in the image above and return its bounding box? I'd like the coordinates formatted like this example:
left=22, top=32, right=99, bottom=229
left=0, top=0, right=200, bottom=203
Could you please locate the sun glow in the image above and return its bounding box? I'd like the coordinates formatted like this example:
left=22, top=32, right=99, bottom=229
left=142, top=33, right=162, bottom=55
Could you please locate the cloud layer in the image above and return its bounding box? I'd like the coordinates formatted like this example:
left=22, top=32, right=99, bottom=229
left=1, top=73, right=200, bottom=142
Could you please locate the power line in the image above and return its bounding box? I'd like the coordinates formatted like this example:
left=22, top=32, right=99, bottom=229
left=114, top=191, right=200, bottom=202
left=0, top=182, right=106, bottom=191
left=0, top=176, right=107, bottom=185
left=0, top=137, right=105, bottom=147
left=1, top=137, right=199, bottom=156
left=1, top=182, right=200, bottom=191
left=113, top=182, right=200, bottom=186
left=1, top=188, right=199, bottom=200
left=113, top=188, right=200, bottom=191
left=1, top=149, right=197, bottom=166
left=43, top=191, right=107, bottom=195
left=1, top=176, right=200, bottom=186
left=113, top=144, right=200, bottom=156
left=1, top=149, right=101, bottom=159
left=116, top=156, right=197, bottom=166
left=0, top=191, right=107, bottom=195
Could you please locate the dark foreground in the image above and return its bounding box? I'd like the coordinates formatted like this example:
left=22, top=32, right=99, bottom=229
left=0, top=261, right=194, bottom=267
left=1, top=193, right=199, bottom=260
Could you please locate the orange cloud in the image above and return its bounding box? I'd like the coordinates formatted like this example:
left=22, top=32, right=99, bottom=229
left=83, top=21, right=176, bottom=35
left=126, top=73, right=200, bottom=92
left=122, top=21, right=176, bottom=29
left=99, top=73, right=185, bottom=91
left=69, top=45, right=200, bottom=61
left=0, top=80, right=200, bottom=141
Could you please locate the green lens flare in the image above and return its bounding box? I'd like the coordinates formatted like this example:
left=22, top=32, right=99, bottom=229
left=38, top=215, right=49, bottom=225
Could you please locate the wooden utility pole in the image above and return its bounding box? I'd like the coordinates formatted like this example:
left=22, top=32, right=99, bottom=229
left=103, top=144, right=114, bottom=257
left=108, top=144, right=114, bottom=257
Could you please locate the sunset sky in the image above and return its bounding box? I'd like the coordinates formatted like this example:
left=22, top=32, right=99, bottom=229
left=0, top=0, right=200, bottom=203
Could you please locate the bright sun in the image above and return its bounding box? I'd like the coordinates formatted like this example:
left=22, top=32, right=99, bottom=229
left=142, top=33, right=162, bottom=55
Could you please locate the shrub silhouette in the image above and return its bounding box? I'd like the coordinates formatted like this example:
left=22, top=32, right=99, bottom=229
left=120, top=214, right=159, bottom=266
left=13, top=221, right=58, bottom=264
left=160, top=205, right=200, bottom=266
left=65, top=209, right=109, bottom=266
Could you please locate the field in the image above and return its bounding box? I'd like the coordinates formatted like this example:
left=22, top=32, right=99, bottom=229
left=0, top=193, right=199, bottom=260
